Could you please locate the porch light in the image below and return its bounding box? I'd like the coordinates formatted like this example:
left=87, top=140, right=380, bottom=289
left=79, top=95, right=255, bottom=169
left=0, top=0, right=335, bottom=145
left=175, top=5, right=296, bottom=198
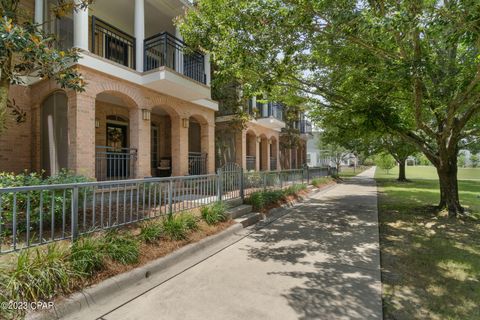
left=182, top=118, right=189, bottom=128
left=142, top=109, right=151, bottom=121
left=95, top=118, right=100, bottom=128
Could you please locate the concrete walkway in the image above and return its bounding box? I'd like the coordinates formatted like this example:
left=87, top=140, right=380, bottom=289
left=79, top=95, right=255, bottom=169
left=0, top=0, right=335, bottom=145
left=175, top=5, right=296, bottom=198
left=98, top=167, right=382, bottom=320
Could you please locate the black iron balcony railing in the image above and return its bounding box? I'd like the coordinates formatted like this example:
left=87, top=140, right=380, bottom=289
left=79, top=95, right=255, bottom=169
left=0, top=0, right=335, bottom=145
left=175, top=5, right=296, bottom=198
left=299, top=120, right=312, bottom=134
left=95, top=146, right=137, bottom=181
left=246, top=156, right=256, bottom=171
left=144, top=32, right=206, bottom=84
left=258, top=102, right=283, bottom=121
left=189, top=152, right=207, bottom=175
left=91, top=16, right=136, bottom=69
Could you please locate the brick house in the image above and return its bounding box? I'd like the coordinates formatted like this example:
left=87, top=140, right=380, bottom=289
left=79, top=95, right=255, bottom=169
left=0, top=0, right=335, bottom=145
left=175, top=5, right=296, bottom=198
left=0, top=0, right=217, bottom=180
left=215, top=97, right=311, bottom=171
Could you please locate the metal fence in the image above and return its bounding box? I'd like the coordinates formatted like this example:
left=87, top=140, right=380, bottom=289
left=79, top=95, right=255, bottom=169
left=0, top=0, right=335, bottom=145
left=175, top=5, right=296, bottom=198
left=0, top=166, right=334, bottom=254
left=95, top=146, right=137, bottom=181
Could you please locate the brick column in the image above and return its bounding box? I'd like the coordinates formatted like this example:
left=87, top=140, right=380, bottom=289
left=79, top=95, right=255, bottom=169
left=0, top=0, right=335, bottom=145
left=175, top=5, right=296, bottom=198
left=260, top=138, right=270, bottom=171
left=255, top=137, right=261, bottom=171
left=67, top=92, right=95, bottom=178
left=276, top=139, right=281, bottom=171
left=130, top=108, right=151, bottom=178
left=235, top=130, right=246, bottom=169
left=171, top=116, right=189, bottom=176
left=201, top=123, right=215, bottom=174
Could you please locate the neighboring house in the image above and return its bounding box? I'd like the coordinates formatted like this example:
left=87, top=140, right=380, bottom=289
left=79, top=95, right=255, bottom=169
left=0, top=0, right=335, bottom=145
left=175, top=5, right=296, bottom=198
left=215, top=98, right=311, bottom=171
left=0, top=0, right=217, bottom=180
left=306, top=132, right=357, bottom=167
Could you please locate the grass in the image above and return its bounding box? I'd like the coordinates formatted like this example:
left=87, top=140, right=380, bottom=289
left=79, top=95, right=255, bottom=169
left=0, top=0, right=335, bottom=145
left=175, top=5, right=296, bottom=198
left=162, top=215, right=189, bottom=241
left=103, top=231, right=140, bottom=265
left=200, top=202, right=228, bottom=225
left=338, top=166, right=369, bottom=178
left=377, top=165, right=480, bottom=181
left=70, top=236, right=106, bottom=275
left=375, top=166, right=480, bottom=319
left=311, top=176, right=333, bottom=187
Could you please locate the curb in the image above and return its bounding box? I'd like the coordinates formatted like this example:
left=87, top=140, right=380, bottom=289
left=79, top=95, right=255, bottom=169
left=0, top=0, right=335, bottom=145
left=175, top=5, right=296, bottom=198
left=28, top=222, right=246, bottom=320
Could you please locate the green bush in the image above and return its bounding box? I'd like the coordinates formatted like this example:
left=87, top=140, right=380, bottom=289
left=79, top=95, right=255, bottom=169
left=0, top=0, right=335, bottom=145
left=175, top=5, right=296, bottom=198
left=0, top=244, right=76, bottom=302
left=104, top=230, right=140, bottom=265
left=247, top=191, right=265, bottom=211
left=70, top=236, right=106, bottom=276
left=139, top=221, right=163, bottom=243
left=201, top=202, right=228, bottom=225
left=311, top=177, right=331, bottom=187
left=180, top=212, right=199, bottom=231
left=0, top=170, right=91, bottom=232
left=162, top=215, right=188, bottom=240
left=285, top=184, right=307, bottom=196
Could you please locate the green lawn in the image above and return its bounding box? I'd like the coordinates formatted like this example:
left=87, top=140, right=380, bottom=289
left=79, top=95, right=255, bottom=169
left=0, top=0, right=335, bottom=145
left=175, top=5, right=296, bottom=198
left=379, top=165, right=480, bottom=181
left=338, top=166, right=369, bottom=178
left=375, top=167, right=480, bottom=319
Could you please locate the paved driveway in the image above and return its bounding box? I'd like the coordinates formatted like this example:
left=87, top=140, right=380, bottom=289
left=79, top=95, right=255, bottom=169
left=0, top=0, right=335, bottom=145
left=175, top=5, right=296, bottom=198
left=94, top=167, right=381, bottom=320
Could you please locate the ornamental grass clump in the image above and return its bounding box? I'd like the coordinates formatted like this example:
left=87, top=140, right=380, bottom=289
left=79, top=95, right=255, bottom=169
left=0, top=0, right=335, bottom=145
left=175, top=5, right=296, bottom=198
left=139, top=221, right=163, bottom=244
left=200, top=202, right=228, bottom=225
left=0, top=244, right=76, bottom=303
left=70, top=236, right=106, bottom=276
left=162, top=215, right=188, bottom=241
left=103, top=230, right=140, bottom=265
left=180, top=212, right=200, bottom=231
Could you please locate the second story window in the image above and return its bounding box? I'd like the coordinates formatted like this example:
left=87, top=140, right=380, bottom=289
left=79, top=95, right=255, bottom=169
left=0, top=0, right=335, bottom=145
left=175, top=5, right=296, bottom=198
left=44, top=0, right=74, bottom=50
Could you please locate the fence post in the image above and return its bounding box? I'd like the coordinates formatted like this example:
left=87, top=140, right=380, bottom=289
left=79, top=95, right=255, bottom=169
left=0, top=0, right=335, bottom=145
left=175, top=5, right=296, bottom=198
left=71, top=187, right=79, bottom=241
left=240, top=168, right=244, bottom=201
left=306, top=165, right=310, bottom=185
left=168, top=179, right=173, bottom=217
left=217, top=168, right=223, bottom=202
left=263, top=172, right=267, bottom=191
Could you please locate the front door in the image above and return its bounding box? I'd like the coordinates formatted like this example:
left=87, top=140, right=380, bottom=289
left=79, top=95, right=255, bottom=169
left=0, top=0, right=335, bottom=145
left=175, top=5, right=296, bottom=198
left=106, top=123, right=128, bottom=178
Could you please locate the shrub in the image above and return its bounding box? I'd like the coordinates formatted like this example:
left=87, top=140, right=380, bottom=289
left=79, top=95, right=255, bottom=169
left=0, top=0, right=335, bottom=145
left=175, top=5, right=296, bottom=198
left=201, top=202, right=228, bottom=225
left=0, top=170, right=91, bottom=232
left=180, top=212, right=199, bottom=231
left=104, top=230, right=140, bottom=265
left=162, top=215, right=188, bottom=240
left=311, top=177, right=332, bottom=187
left=285, top=184, right=307, bottom=196
left=70, top=236, right=106, bottom=276
left=247, top=191, right=265, bottom=211
left=0, top=244, right=76, bottom=303
left=139, top=221, right=163, bottom=244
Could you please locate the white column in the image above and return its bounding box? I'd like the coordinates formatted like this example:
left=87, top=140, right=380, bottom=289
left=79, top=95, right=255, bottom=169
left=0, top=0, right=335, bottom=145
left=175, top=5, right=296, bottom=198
left=204, top=53, right=211, bottom=86
left=73, top=0, right=89, bottom=51
left=34, top=0, right=43, bottom=27
left=134, top=0, right=145, bottom=72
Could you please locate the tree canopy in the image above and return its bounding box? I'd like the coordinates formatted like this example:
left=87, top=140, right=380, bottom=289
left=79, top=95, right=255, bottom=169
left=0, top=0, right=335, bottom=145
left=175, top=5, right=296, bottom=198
left=179, top=0, right=480, bottom=216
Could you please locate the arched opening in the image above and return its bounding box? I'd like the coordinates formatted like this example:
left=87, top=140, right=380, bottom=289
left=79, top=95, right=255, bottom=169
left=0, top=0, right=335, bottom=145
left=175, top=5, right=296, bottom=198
left=41, top=91, right=69, bottom=176
left=246, top=130, right=257, bottom=171
left=188, top=115, right=208, bottom=175
left=95, top=92, right=135, bottom=180
left=270, top=136, right=278, bottom=171
left=259, top=134, right=269, bottom=171
left=151, top=106, right=173, bottom=177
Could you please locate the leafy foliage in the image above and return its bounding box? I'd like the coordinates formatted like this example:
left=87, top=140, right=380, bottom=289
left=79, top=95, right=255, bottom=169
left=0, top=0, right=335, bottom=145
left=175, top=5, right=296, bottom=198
left=179, top=212, right=200, bottom=231
left=103, top=230, right=140, bottom=265
left=200, top=202, right=228, bottom=225
left=162, top=215, right=188, bottom=241
left=375, top=154, right=396, bottom=174
left=139, top=221, right=163, bottom=244
left=70, top=236, right=106, bottom=276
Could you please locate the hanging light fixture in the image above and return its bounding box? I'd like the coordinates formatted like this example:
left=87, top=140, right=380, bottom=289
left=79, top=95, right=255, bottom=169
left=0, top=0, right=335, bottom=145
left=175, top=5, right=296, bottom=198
left=142, top=109, right=151, bottom=121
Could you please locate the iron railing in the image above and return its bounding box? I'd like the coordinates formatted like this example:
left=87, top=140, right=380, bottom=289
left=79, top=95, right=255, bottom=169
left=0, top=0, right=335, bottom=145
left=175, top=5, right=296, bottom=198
left=144, top=32, right=206, bottom=84
left=270, top=157, right=277, bottom=171
left=258, top=102, right=283, bottom=121
left=189, top=152, right=207, bottom=175
left=90, top=16, right=136, bottom=69
left=95, top=146, right=137, bottom=181
left=299, top=120, right=312, bottom=134
left=246, top=156, right=256, bottom=171
left=0, top=165, right=336, bottom=254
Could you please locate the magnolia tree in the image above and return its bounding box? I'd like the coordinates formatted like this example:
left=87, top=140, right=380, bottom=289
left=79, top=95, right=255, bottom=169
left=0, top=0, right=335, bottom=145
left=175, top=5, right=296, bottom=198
left=179, top=0, right=480, bottom=216
left=0, top=0, right=92, bottom=131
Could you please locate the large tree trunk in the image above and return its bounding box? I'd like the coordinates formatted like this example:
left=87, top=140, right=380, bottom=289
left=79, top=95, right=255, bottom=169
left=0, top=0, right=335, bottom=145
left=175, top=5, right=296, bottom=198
left=398, top=159, right=407, bottom=181
left=436, top=155, right=464, bottom=217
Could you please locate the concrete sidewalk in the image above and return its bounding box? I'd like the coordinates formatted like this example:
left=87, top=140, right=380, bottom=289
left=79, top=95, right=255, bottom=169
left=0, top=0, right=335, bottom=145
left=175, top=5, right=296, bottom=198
left=93, top=168, right=382, bottom=320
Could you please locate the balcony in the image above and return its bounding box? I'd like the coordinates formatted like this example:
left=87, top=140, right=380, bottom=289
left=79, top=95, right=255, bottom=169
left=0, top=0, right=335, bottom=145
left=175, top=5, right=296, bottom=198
left=256, top=102, right=285, bottom=130
left=299, top=120, right=313, bottom=135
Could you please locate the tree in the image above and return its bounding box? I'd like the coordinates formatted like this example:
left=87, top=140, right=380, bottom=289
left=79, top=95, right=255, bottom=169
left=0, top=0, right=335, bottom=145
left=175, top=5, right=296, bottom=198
left=316, top=134, right=352, bottom=173
left=471, top=154, right=479, bottom=168
left=376, top=136, right=417, bottom=182
left=0, top=0, right=91, bottom=131
left=375, top=153, right=396, bottom=174
left=179, top=0, right=480, bottom=216
left=458, top=152, right=467, bottom=168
